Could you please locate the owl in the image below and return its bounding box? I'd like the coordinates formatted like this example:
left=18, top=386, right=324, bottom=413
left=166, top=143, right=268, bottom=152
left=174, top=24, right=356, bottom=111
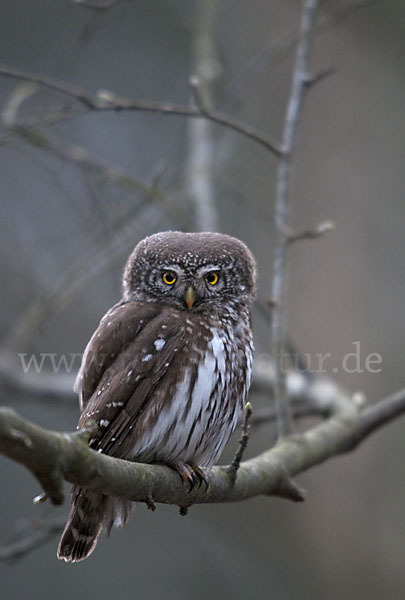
left=57, top=231, right=256, bottom=562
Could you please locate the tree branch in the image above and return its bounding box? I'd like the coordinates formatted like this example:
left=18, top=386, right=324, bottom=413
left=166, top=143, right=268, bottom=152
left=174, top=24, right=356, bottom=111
left=1, top=389, right=404, bottom=511
left=0, top=64, right=282, bottom=158
left=271, top=0, right=320, bottom=437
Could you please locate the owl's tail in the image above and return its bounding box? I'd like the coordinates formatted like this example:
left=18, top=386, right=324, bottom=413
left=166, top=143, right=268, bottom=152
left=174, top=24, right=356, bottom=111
left=57, top=486, right=132, bottom=562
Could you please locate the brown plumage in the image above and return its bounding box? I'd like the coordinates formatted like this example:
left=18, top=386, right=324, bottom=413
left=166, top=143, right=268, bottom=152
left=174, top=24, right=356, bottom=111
left=57, top=231, right=256, bottom=562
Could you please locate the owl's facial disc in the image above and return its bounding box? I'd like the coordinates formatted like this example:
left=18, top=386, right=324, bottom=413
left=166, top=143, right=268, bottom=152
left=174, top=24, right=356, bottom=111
left=122, top=231, right=257, bottom=304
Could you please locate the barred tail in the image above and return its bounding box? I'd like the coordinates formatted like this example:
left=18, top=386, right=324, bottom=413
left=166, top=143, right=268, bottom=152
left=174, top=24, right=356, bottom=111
left=57, top=486, right=131, bottom=562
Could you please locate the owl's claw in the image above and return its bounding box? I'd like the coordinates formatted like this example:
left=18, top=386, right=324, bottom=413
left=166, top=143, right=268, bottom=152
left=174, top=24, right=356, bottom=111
left=192, top=466, right=210, bottom=490
left=168, top=461, right=209, bottom=491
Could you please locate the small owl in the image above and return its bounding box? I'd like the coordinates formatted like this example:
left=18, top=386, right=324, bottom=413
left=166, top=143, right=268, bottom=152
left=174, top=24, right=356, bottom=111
left=57, top=231, right=256, bottom=562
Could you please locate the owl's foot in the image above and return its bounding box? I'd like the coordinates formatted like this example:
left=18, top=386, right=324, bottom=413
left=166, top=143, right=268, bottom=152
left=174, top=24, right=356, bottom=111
left=168, top=461, right=209, bottom=491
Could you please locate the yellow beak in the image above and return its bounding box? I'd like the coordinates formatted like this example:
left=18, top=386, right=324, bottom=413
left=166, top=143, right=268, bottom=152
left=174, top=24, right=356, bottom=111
left=185, top=286, right=196, bottom=310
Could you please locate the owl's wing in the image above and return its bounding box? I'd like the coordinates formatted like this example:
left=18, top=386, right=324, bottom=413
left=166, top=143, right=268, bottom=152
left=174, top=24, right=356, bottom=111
left=76, top=300, right=163, bottom=411
left=76, top=302, right=191, bottom=457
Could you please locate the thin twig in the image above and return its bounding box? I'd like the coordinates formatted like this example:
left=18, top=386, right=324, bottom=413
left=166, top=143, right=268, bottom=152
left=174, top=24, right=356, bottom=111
left=227, top=402, right=253, bottom=482
left=0, top=104, right=82, bottom=146
left=0, top=64, right=282, bottom=157
left=271, top=0, right=320, bottom=438
left=286, top=220, right=335, bottom=244
left=304, top=66, right=336, bottom=89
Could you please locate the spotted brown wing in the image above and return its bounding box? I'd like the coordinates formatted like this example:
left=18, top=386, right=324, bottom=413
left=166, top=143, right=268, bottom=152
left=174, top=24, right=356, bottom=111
left=76, top=300, right=161, bottom=411
left=77, top=302, right=212, bottom=460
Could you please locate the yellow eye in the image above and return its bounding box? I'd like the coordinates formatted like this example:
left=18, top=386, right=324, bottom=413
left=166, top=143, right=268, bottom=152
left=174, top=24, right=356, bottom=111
left=205, top=271, right=219, bottom=286
left=162, top=271, right=177, bottom=285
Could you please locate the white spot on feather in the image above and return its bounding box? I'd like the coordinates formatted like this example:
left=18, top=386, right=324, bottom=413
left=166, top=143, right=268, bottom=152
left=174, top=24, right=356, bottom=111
left=142, top=353, right=153, bottom=362
left=154, top=339, right=166, bottom=351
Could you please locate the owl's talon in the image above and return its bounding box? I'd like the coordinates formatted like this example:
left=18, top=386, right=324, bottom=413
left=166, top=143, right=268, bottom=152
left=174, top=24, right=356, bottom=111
left=193, top=466, right=209, bottom=490
left=187, top=466, right=209, bottom=491
left=167, top=461, right=208, bottom=492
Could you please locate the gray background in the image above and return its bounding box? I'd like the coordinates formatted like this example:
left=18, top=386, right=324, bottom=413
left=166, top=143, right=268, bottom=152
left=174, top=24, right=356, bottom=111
left=0, top=1, right=404, bottom=599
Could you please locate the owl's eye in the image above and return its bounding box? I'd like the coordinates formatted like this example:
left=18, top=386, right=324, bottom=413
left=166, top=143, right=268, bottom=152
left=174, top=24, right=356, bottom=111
left=205, top=271, right=219, bottom=286
left=162, top=271, right=177, bottom=285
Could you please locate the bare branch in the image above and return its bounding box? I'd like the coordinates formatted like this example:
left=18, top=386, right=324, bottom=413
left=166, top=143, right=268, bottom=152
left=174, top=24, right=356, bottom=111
left=0, top=390, right=404, bottom=512
left=353, top=388, right=405, bottom=440
left=271, top=0, right=320, bottom=437
left=0, top=65, right=282, bottom=157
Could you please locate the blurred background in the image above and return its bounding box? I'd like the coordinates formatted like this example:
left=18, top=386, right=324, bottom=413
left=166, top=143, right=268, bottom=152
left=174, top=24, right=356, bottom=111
left=0, top=0, right=404, bottom=598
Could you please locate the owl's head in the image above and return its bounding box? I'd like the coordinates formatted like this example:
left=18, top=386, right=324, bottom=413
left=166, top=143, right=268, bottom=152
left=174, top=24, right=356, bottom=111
left=123, top=231, right=256, bottom=311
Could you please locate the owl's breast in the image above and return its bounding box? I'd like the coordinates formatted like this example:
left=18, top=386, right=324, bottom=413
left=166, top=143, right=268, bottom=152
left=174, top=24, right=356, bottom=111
left=126, top=315, right=252, bottom=468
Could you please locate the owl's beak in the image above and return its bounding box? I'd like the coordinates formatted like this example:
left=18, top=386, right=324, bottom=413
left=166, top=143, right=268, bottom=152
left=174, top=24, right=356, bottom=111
left=184, top=286, right=196, bottom=310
